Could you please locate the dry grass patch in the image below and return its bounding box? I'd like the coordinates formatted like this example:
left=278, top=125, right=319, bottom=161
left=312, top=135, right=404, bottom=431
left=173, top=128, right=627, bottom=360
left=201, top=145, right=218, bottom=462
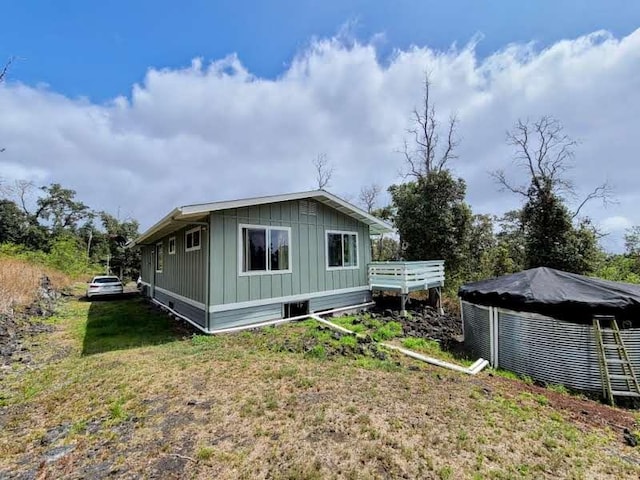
left=0, top=257, right=70, bottom=314
left=1, top=296, right=639, bottom=479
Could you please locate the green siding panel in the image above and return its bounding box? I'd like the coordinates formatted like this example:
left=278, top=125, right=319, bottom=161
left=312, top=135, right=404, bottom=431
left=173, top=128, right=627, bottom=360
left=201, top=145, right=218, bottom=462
left=223, top=216, right=237, bottom=304
left=209, top=199, right=374, bottom=307
left=211, top=214, right=225, bottom=305
left=154, top=225, right=207, bottom=303
left=140, top=246, right=153, bottom=283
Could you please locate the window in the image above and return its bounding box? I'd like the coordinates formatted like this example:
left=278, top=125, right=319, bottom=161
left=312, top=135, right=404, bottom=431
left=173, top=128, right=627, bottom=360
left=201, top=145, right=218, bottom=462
left=326, top=231, right=358, bottom=269
left=168, top=237, right=176, bottom=255
left=155, top=242, right=163, bottom=272
left=185, top=227, right=201, bottom=252
left=240, top=224, right=291, bottom=275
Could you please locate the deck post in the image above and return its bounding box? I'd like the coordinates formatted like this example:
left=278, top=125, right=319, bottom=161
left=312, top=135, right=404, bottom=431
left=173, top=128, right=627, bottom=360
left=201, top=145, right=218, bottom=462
left=400, top=293, right=407, bottom=317
left=437, top=287, right=444, bottom=315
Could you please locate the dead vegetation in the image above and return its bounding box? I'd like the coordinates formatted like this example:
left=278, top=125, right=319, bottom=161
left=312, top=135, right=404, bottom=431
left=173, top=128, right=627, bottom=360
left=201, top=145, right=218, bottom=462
left=0, top=257, right=70, bottom=315
left=1, top=295, right=640, bottom=479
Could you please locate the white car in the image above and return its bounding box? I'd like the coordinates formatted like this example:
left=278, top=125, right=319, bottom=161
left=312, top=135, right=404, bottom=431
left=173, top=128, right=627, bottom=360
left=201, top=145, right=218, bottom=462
left=86, top=276, right=124, bottom=298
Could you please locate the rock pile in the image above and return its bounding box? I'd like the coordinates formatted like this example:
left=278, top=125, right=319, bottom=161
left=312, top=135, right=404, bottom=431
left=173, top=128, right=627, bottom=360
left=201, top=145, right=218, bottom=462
left=370, top=295, right=463, bottom=345
left=0, top=275, right=59, bottom=370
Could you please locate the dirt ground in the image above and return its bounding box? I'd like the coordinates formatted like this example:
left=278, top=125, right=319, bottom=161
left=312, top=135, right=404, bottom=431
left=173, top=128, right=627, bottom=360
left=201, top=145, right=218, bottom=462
left=1, top=294, right=640, bottom=479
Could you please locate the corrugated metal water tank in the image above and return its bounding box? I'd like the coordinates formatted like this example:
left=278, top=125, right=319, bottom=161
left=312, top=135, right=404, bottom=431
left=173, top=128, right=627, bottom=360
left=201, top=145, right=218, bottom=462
left=461, top=302, right=491, bottom=363
left=462, top=300, right=640, bottom=393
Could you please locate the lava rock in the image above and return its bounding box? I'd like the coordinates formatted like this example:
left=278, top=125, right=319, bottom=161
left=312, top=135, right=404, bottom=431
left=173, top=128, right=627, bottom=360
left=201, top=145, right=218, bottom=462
left=624, top=428, right=639, bottom=447
left=44, top=445, right=75, bottom=463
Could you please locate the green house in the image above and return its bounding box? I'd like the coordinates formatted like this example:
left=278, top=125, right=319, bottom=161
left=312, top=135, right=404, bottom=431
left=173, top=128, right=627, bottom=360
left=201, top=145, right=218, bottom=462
left=130, top=190, right=393, bottom=333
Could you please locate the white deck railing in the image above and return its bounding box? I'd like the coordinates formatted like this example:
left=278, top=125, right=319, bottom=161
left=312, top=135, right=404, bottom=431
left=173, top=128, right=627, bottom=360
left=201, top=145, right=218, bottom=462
left=368, top=260, right=445, bottom=294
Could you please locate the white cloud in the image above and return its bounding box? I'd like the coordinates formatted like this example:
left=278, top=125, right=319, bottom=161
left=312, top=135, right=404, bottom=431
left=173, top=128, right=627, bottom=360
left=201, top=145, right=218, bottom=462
left=601, top=215, right=633, bottom=233
left=1, top=28, right=639, bottom=251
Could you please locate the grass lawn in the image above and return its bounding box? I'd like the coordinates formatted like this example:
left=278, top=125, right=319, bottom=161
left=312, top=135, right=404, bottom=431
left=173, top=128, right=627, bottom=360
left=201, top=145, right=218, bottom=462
left=1, top=294, right=640, bottom=479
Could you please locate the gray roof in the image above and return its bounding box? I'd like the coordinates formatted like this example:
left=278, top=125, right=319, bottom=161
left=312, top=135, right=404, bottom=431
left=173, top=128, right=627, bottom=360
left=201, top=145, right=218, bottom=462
left=130, top=190, right=393, bottom=246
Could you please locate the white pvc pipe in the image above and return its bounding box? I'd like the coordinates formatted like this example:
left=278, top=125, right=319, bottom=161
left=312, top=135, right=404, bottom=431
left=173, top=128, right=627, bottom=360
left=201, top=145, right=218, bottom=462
left=154, top=297, right=489, bottom=375
left=309, top=314, right=489, bottom=376
left=207, top=302, right=376, bottom=334
left=151, top=298, right=208, bottom=333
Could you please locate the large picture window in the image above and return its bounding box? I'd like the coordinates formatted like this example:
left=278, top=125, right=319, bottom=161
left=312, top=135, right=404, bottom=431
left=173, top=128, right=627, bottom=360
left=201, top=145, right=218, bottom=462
left=326, top=231, right=358, bottom=269
left=240, top=225, right=291, bottom=275
left=155, top=242, right=164, bottom=272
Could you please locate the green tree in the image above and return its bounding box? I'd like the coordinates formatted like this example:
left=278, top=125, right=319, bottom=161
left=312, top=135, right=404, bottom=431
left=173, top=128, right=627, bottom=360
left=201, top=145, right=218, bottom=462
left=0, top=199, right=28, bottom=244
left=369, top=204, right=398, bottom=261
left=34, top=183, right=91, bottom=235
left=98, top=212, right=140, bottom=280
left=466, top=214, right=497, bottom=281
left=390, top=73, right=473, bottom=288
left=494, top=117, right=606, bottom=274
left=46, top=234, right=89, bottom=276
left=625, top=226, right=640, bottom=257
left=390, top=170, right=473, bottom=285
left=494, top=210, right=526, bottom=275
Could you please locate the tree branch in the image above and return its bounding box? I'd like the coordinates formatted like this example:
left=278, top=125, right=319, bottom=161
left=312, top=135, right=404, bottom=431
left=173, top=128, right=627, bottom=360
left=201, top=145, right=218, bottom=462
left=572, top=182, right=615, bottom=219
left=400, top=71, right=459, bottom=179
left=312, top=153, right=333, bottom=190
left=490, top=170, right=529, bottom=197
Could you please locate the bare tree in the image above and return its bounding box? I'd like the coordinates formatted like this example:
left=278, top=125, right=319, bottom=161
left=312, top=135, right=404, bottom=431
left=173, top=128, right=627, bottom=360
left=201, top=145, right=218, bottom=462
left=358, top=183, right=381, bottom=213
left=313, top=153, right=333, bottom=190
left=402, top=73, right=459, bottom=179
left=0, top=57, right=12, bottom=83
left=14, top=180, right=36, bottom=214
left=492, top=116, right=613, bottom=216
left=0, top=179, right=36, bottom=213
left=0, top=57, right=12, bottom=154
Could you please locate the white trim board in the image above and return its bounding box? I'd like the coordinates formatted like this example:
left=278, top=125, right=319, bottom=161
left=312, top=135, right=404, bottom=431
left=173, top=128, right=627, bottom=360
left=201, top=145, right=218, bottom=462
left=154, top=286, right=206, bottom=311
left=209, top=285, right=370, bottom=313
left=152, top=298, right=208, bottom=333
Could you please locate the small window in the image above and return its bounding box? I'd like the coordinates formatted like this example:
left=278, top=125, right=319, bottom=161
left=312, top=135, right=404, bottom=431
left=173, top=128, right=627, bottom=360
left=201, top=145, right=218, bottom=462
left=326, top=231, right=358, bottom=270
left=240, top=224, right=291, bottom=275
left=155, top=242, right=164, bottom=272
left=168, top=237, right=176, bottom=255
left=185, top=227, right=201, bottom=252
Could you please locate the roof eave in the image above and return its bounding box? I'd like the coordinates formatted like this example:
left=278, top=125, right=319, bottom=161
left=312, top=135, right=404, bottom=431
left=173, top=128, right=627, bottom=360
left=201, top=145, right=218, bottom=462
left=129, top=207, right=182, bottom=247
left=132, top=190, right=394, bottom=246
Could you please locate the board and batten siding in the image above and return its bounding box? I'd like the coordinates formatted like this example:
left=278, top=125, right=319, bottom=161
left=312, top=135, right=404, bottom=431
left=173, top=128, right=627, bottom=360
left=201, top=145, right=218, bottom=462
left=209, top=200, right=371, bottom=307
left=140, top=246, right=153, bottom=286
left=153, top=225, right=207, bottom=304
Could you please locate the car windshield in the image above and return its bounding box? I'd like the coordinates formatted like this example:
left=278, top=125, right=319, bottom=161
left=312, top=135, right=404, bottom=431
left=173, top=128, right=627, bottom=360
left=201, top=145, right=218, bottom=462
left=92, top=277, right=120, bottom=284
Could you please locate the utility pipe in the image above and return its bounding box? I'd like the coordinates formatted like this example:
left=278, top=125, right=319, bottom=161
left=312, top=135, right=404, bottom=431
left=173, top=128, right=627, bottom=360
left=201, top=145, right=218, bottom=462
left=309, top=314, right=489, bottom=375
left=154, top=297, right=489, bottom=375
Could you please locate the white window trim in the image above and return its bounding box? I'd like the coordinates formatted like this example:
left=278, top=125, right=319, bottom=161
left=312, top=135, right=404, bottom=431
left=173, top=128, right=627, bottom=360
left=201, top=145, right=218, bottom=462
left=168, top=236, right=176, bottom=255
left=326, top=230, right=359, bottom=271
left=185, top=226, right=202, bottom=252
left=238, top=223, right=293, bottom=276
left=155, top=242, right=164, bottom=273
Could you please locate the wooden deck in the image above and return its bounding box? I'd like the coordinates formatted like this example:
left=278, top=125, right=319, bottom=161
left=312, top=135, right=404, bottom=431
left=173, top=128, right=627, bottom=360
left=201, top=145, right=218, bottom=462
left=368, top=261, right=445, bottom=294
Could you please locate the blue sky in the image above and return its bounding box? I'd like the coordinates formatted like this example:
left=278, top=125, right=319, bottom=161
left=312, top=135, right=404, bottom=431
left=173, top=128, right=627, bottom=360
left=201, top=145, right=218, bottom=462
left=2, top=1, right=639, bottom=101
left=1, top=2, right=639, bottom=252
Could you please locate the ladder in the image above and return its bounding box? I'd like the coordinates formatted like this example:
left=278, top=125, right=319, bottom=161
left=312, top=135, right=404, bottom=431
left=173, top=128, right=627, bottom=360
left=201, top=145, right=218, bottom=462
left=593, top=315, right=640, bottom=406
